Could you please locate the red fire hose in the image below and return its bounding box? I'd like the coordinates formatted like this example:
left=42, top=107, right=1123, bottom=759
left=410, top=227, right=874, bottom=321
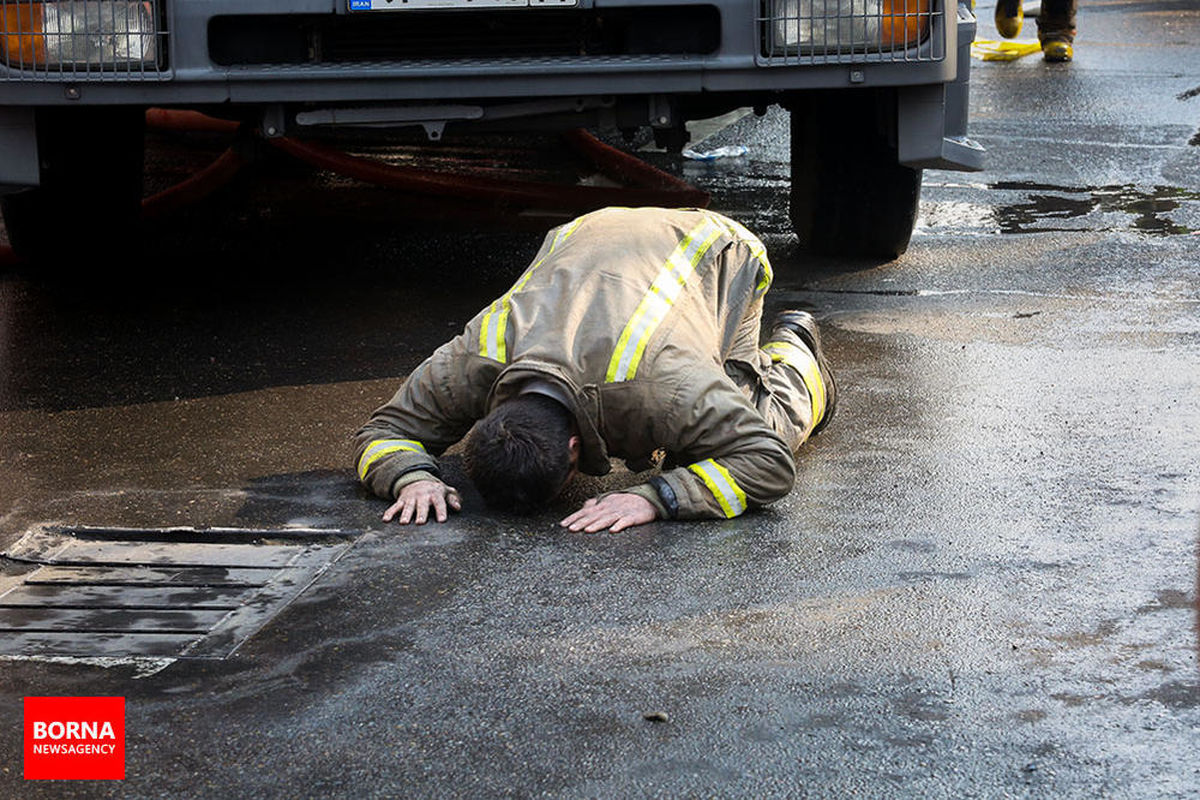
left=268, top=135, right=709, bottom=211
left=144, top=108, right=241, bottom=134
left=149, top=109, right=712, bottom=214
left=140, top=147, right=247, bottom=221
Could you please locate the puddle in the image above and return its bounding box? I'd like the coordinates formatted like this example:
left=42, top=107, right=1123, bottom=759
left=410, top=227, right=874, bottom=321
left=993, top=182, right=1199, bottom=236
left=0, top=525, right=356, bottom=660
left=918, top=181, right=1199, bottom=236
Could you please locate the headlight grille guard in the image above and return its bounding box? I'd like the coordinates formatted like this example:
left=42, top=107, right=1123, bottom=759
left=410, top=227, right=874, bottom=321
left=1, top=0, right=169, bottom=81
left=758, top=0, right=946, bottom=66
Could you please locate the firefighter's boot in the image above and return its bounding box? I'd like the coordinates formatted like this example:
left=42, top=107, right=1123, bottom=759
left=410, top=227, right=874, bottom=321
left=1037, top=3, right=1076, bottom=62
left=772, top=310, right=838, bottom=436
left=994, top=0, right=1024, bottom=38
left=1041, top=38, right=1073, bottom=62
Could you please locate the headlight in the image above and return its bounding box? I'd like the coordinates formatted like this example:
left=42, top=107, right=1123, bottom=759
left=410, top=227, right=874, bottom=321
left=767, top=0, right=931, bottom=54
left=2, top=1, right=157, bottom=69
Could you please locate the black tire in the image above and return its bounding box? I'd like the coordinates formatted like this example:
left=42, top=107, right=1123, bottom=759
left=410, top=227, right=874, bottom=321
left=1, top=107, right=145, bottom=266
left=788, top=90, right=922, bottom=260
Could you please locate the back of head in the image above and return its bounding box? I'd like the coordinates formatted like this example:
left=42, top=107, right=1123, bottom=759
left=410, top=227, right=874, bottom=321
left=465, top=394, right=574, bottom=514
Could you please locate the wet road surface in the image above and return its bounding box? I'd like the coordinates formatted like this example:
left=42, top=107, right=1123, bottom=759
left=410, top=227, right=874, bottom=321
left=1, top=0, right=1199, bottom=796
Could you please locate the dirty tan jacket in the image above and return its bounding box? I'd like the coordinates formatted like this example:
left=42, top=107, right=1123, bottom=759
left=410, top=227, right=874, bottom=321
left=355, top=206, right=795, bottom=520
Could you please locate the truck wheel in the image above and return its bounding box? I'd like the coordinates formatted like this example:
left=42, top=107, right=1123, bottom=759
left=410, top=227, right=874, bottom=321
left=1, top=107, right=145, bottom=266
left=788, top=92, right=922, bottom=260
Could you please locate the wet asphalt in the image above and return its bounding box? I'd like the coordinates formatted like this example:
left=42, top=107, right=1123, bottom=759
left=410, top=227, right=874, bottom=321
left=1, top=1, right=1199, bottom=796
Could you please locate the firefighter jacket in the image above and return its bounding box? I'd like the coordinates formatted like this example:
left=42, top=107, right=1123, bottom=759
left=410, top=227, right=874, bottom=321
left=354, top=206, right=798, bottom=520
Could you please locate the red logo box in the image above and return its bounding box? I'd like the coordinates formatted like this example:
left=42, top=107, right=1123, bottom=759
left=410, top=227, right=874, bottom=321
left=24, top=697, right=125, bottom=780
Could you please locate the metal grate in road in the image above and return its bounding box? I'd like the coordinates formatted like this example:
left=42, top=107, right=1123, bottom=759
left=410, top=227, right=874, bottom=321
left=0, top=526, right=356, bottom=659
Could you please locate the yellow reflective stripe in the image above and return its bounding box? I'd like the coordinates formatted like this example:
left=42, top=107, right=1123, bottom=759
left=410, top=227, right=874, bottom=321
left=478, top=219, right=582, bottom=362
left=479, top=299, right=500, bottom=361
left=704, top=211, right=772, bottom=296
left=763, top=340, right=827, bottom=428
left=755, top=250, right=774, bottom=296
left=357, top=438, right=427, bottom=481
left=687, top=458, right=747, bottom=518
left=606, top=219, right=726, bottom=383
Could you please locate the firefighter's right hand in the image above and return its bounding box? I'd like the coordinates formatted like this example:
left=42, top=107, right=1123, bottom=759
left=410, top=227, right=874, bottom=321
left=383, top=480, right=462, bottom=525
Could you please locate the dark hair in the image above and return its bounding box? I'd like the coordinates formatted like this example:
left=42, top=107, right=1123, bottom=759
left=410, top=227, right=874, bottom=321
left=465, top=394, right=575, bottom=513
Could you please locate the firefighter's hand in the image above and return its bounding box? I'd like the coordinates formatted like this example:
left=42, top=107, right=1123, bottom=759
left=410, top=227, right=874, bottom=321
left=561, top=493, right=658, bottom=533
left=383, top=480, right=462, bottom=525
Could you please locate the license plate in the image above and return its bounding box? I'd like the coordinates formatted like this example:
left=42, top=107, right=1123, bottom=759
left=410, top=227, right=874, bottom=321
left=349, top=0, right=576, bottom=10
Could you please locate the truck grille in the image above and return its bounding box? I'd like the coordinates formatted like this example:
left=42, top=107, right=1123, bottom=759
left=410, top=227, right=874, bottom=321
left=758, top=0, right=945, bottom=65
left=208, top=7, right=721, bottom=66
left=0, top=0, right=168, bottom=80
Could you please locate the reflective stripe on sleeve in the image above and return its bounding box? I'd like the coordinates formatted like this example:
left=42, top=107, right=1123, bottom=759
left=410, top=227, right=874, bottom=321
left=763, top=340, right=827, bottom=428
left=703, top=211, right=773, bottom=296
left=357, top=438, right=428, bottom=481
left=605, top=218, right=726, bottom=383
left=479, top=218, right=582, bottom=363
left=687, top=458, right=747, bottom=518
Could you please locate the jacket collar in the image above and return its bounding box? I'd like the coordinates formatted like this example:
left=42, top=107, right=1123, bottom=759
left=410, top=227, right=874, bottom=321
left=488, top=361, right=611, bottom=476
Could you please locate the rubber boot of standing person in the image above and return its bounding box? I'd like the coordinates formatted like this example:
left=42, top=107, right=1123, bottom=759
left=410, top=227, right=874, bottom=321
left=1038, top=0, right=1078, bottom=62
left=994, top=0, right=1078, bottom=62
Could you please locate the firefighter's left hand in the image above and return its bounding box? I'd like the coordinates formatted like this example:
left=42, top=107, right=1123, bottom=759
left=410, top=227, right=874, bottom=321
left=561, top=493, right=658, bottom=533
